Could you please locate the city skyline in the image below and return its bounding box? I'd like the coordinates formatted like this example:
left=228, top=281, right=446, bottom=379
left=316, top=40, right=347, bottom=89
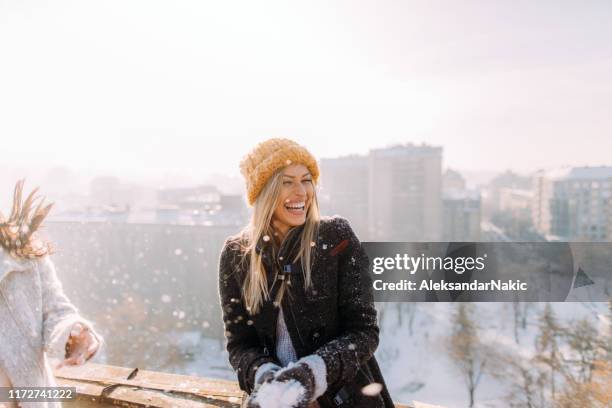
left=3, top=146, right=609, bottom=200
left=1, top=142, right=610, bottom=198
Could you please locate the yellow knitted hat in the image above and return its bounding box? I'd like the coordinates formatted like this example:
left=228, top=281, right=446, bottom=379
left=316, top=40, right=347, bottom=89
left=240, top=138, right=320, bottom=205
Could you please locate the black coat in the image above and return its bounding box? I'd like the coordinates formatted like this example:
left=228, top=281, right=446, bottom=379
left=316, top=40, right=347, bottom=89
left=218, top=216, right=394, bottom=408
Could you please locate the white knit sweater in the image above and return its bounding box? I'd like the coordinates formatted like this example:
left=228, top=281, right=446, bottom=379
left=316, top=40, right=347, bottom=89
left=275, top=308, right=298, bottom=366
left=0, top=249, right=101, bottom=408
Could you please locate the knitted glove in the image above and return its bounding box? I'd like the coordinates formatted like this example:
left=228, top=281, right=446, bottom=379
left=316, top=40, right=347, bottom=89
left=245, top=392, right=263, bottom=408
left=272, top=362, right=315, bottom=408
left=246, top=363, right=280, bottom=408
left=254, top=362, right=281, bottom=389
left=246, top=355, right=327, bottom=408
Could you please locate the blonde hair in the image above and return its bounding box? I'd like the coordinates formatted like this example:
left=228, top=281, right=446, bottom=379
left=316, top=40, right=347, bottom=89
left=0, top=180, right=53, bottom=259
left=240, top=169, right=320, bottom=314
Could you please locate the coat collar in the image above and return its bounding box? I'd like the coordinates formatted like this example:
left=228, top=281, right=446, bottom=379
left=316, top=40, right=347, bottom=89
left=0, top=248, right=31, bottom=283
left=254, top=225, right=305, bottom=258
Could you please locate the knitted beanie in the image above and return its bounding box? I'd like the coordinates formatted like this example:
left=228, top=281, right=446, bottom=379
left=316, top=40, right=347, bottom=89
left=240, top=138, right=320, bottom=205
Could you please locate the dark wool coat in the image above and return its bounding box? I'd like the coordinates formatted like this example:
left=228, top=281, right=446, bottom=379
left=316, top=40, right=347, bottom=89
left=218, top=216, right=394, bottom=408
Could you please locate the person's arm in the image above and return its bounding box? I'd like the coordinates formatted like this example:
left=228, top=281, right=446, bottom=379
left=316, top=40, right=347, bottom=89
left=218, top=239, right=281, bottom=393
left=38, top=255, right=102, bottom=363
left=313, top=216, right=379, bottom=390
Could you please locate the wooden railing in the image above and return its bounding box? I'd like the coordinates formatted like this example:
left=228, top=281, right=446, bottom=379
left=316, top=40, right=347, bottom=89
left=54, top=363, right=421, bottom=408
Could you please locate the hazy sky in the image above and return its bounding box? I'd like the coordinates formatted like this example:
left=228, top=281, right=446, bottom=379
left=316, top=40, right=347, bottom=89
left=1, top=0, right=611, bottom=179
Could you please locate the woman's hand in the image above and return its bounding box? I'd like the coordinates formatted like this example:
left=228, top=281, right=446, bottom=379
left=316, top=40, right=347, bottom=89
left=56, top=323, right=100, bottom=368
left=246, top=361, right=317, bottom=408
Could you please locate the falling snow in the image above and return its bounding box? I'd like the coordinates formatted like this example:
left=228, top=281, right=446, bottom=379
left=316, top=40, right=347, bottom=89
left=361, top=382, right=383, bottom=397
left=32, top=219, right=607, bottom=408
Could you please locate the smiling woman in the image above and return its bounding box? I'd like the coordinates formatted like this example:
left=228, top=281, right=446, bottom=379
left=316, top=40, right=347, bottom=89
left=218, top=138, right=394, bottom=408
left=273, top=166, right=315, bottom=238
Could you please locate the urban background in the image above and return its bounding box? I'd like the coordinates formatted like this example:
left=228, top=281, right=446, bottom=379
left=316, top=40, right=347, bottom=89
left=2, top=1, right=611, bottom=406
left=1, top=148, right=610, bottom=407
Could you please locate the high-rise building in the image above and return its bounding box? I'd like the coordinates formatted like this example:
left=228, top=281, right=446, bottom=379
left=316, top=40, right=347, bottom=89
left=499, top=188, right=533, bottom=222
left=319, top=155, right=369, bottom=239
left=443, top=190, right=481, bottom=241
left=441, top=169, right=481, bottom=241
left=443, top=168, right=467, bottom=191
left=368, top=144, right=443, bottom=241
left=533, top=166, right=612, bottom=241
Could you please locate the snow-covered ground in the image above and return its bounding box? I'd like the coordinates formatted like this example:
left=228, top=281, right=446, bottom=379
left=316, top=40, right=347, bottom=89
left=377, top=302, right=609, bottom=408
left=161, top=302, right=609, bottom=408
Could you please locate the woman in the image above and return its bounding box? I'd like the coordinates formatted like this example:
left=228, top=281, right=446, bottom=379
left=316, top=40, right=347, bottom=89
left=218, top=139, right=394, bottom=408
left=0, top=181, right=102, bottom=408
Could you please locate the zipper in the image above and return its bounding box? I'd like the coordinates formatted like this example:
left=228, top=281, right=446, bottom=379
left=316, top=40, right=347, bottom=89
left=287, top=300, right=306, bottom=349
left=280, top=227, right=305, bottom=343
left=359, top=365, right=375, bottom=383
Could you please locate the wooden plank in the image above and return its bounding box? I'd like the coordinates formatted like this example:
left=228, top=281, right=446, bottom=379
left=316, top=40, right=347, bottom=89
left=55, top=362, right=417, bottom=408
left=57, top=377, right=241, bottom=408
left=55, top=363, right=242, bottom=401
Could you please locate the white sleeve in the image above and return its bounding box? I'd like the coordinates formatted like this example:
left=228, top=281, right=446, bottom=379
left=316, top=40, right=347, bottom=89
left=38, top=256, right=103, bottom=358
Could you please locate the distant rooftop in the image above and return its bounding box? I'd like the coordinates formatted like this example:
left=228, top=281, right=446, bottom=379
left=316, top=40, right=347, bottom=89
left=498, top=187, right=534, bottom=198
left=537, top=166, right=612, bottom=180
left=443, top=188, right=481, bottom=200
left=565, top=166, right=612, bottom=180
left=370, top=143, right=443, bottom=157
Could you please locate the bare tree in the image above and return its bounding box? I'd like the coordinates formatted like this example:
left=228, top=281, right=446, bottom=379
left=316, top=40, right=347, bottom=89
left=395, top=302, right=417, bottom=335
left=553, top=312, right=611, bottom=408
left=448, top=303, right=487, bottom=408
left=512, top=301, right=534, bottom=344
left=485, top=338, right=547, bottom=408
left=494, top=303, right=610, bottom=408
left=562, top=318, right=601, bottom=383
left=535, top=303, right=562, bottom=400
left=555, top=360, right=612, bottom=408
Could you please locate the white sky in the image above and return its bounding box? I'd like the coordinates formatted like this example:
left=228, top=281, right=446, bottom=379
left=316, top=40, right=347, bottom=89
left=1, top=0, right=611, bottom=179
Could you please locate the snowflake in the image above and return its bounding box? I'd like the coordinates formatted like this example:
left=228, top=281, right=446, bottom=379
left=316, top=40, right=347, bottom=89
left=361, top=383, right=383, bottom=396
